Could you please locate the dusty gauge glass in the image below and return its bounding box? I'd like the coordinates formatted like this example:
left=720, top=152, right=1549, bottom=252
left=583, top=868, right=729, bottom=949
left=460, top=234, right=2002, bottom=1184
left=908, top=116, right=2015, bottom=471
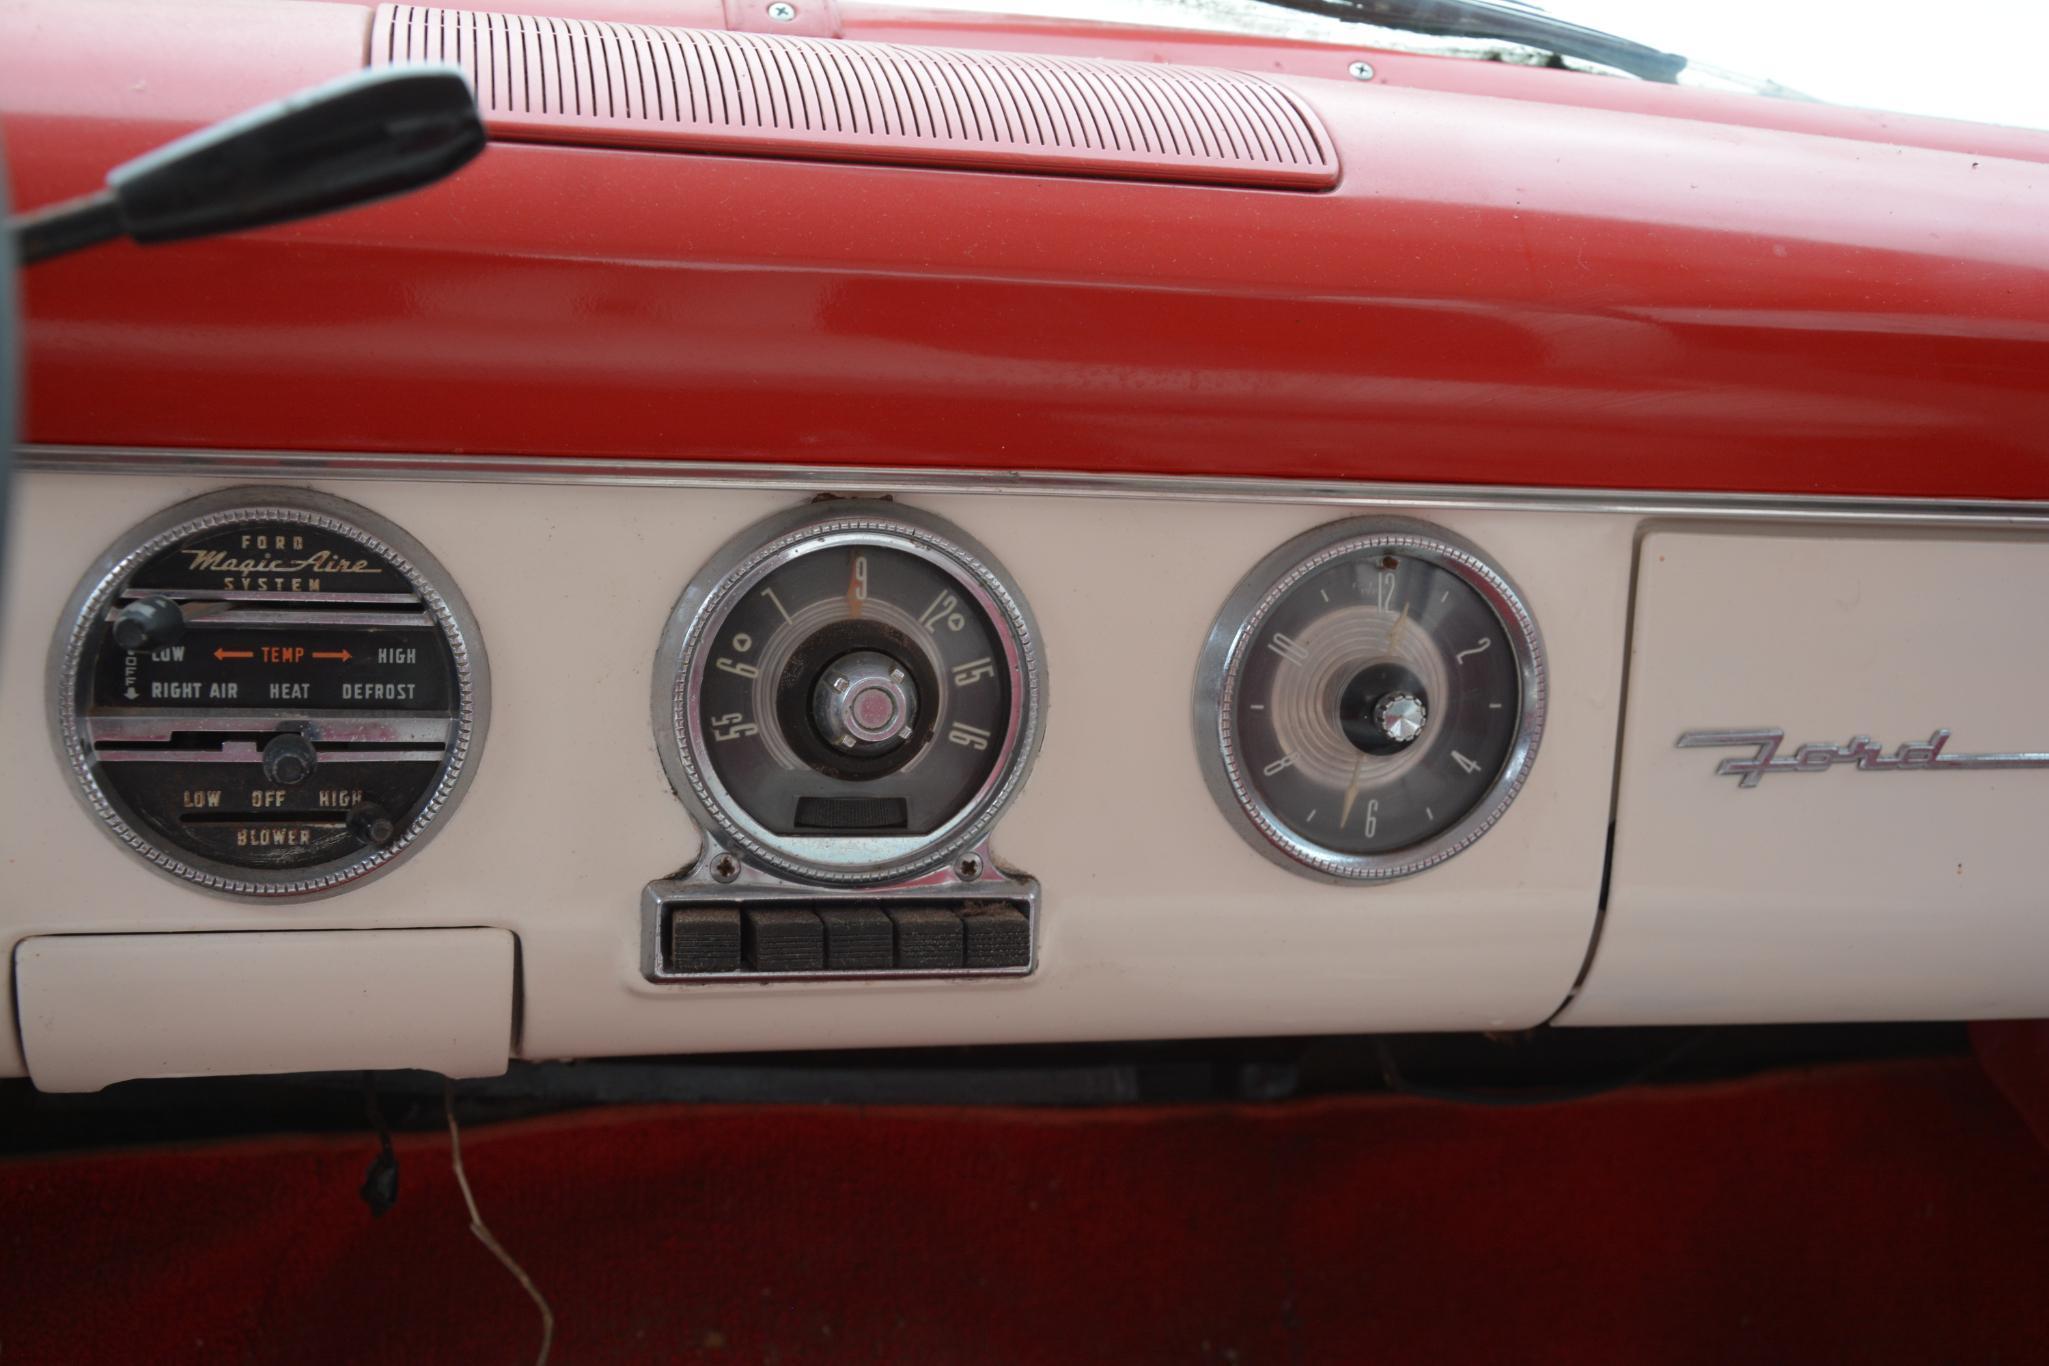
left=1195, top=517, right=1545, bottom=882
left=50, top=488, right=488, bottom=899
left=654, top=502, right=1046, bottom=886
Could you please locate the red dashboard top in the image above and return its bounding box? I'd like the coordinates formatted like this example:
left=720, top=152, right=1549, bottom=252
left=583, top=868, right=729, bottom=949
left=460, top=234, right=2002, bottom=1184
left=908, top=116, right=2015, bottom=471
left=5, top=0, right=2048, bottom=498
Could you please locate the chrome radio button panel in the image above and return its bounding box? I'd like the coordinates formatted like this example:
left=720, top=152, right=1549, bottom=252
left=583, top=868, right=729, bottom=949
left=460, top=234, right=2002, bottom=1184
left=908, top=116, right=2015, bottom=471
left=640, top=847, right=1039, bottom=984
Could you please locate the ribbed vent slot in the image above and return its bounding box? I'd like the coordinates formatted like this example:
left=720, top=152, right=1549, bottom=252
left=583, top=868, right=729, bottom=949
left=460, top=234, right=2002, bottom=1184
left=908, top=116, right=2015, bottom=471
left=372, top=4, right=1337, bottom=188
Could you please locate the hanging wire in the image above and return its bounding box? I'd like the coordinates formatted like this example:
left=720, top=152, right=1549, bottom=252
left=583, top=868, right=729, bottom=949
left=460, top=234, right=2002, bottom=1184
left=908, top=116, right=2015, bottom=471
left=442, top=1078, right=556, bottom=1366
left=358, top=1072, right=401, bottom=1217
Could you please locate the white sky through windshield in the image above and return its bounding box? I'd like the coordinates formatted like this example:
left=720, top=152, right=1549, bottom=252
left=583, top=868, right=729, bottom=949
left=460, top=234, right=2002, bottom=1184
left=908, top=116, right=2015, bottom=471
left=934, top=0, right=2049, bottom=132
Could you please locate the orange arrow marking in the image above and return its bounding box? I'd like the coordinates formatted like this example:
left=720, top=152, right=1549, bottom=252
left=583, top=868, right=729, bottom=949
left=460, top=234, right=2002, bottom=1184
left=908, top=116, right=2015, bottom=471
left=311, top=650, right=352, bottom=662
left=213, top=648, right=253, bottom=661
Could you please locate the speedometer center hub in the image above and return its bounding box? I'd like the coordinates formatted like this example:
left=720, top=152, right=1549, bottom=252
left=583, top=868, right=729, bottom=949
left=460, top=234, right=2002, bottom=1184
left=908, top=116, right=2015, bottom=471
left=815, top=649, right=918, bottom=753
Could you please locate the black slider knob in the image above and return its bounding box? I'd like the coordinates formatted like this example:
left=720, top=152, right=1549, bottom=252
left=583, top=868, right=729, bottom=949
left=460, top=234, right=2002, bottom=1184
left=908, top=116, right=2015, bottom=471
left=261, top=732, right=318, bottom=786
left=110, top=595, right=185, bottom=651
left=347, top=802, right=397, bottom=847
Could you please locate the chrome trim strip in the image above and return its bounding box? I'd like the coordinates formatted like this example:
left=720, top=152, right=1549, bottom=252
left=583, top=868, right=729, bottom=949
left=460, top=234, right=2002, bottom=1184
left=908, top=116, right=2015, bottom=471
left=23, top=444, right=2049, bottom=528
left=118, top=588, right=425, bottom=605
left=86, top=714, right=456, bottom=743
left=93, top=749, right=448, bottom=764
left=100, top=606, right=436, bottom=629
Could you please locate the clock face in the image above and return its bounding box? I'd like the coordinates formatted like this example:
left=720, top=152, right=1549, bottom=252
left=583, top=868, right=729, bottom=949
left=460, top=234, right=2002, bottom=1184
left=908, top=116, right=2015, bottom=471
left=1198, top=520, right=1545, bottom=882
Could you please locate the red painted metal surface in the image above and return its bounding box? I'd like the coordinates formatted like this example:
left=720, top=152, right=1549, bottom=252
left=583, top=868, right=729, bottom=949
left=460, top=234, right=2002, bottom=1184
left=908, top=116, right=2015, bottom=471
left=6, top=0, right=2049, bottom=497
left=836, top=5, right=2049, bottom=169
left=370, top=5, right=1338, bottom=188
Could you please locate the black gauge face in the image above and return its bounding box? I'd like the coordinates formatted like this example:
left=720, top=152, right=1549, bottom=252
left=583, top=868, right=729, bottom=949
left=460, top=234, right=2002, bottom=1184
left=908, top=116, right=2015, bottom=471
left=54, top=491, right=486, bottom=897
left=1199, top=521, right=1544, bottom=882
left=661, top=503, right=1045, bottom=886
left=1237, top=552, right=1518, bottom=853
left=698, top=543, right=1013, bottom=837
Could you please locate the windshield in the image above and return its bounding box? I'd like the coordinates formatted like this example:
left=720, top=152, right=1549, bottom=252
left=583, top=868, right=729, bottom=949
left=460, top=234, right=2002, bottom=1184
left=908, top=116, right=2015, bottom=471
left=932, top=0, right=2049, bottom=132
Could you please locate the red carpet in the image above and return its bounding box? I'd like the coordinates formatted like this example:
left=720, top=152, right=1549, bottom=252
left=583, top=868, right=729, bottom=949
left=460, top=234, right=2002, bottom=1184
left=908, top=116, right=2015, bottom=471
left=4, top=1056, right=2049, bottom=1364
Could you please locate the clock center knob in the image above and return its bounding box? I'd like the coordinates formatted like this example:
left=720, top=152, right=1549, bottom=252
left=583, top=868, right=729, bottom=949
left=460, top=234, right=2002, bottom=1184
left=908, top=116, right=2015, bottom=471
left=1375, top=692, right=1428, bottom=745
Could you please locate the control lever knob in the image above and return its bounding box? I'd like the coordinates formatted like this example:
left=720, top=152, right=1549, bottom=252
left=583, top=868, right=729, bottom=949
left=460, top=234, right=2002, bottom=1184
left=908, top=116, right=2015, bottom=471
left=347, top=802, right=397, bottom=847
left=261, top=732, right=318, bottom=786
left=110, top=595, right=185, bottom=651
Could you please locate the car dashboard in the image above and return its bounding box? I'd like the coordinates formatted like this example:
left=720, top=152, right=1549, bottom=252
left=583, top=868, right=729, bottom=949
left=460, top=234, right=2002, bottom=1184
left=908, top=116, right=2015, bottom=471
left=5, top=0, right=2049, bottom=1093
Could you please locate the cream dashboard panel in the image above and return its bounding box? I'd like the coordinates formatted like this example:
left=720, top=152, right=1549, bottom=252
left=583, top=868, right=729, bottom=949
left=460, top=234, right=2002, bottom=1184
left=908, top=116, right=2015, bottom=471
left=0, top=473, right=1632, bottom=1076
left=1563, top=527, right=2049, bottom=1026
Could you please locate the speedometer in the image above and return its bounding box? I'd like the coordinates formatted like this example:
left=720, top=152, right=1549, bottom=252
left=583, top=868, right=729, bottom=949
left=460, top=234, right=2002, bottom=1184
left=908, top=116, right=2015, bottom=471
left=654, top=502, right=1045, bottom=886
left=1195, top=517, right=1545, bottom=882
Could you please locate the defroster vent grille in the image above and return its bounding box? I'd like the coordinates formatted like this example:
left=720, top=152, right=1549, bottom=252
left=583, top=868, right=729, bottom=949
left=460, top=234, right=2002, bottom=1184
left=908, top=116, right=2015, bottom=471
left=372, top=5, right=1338, bottom=189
